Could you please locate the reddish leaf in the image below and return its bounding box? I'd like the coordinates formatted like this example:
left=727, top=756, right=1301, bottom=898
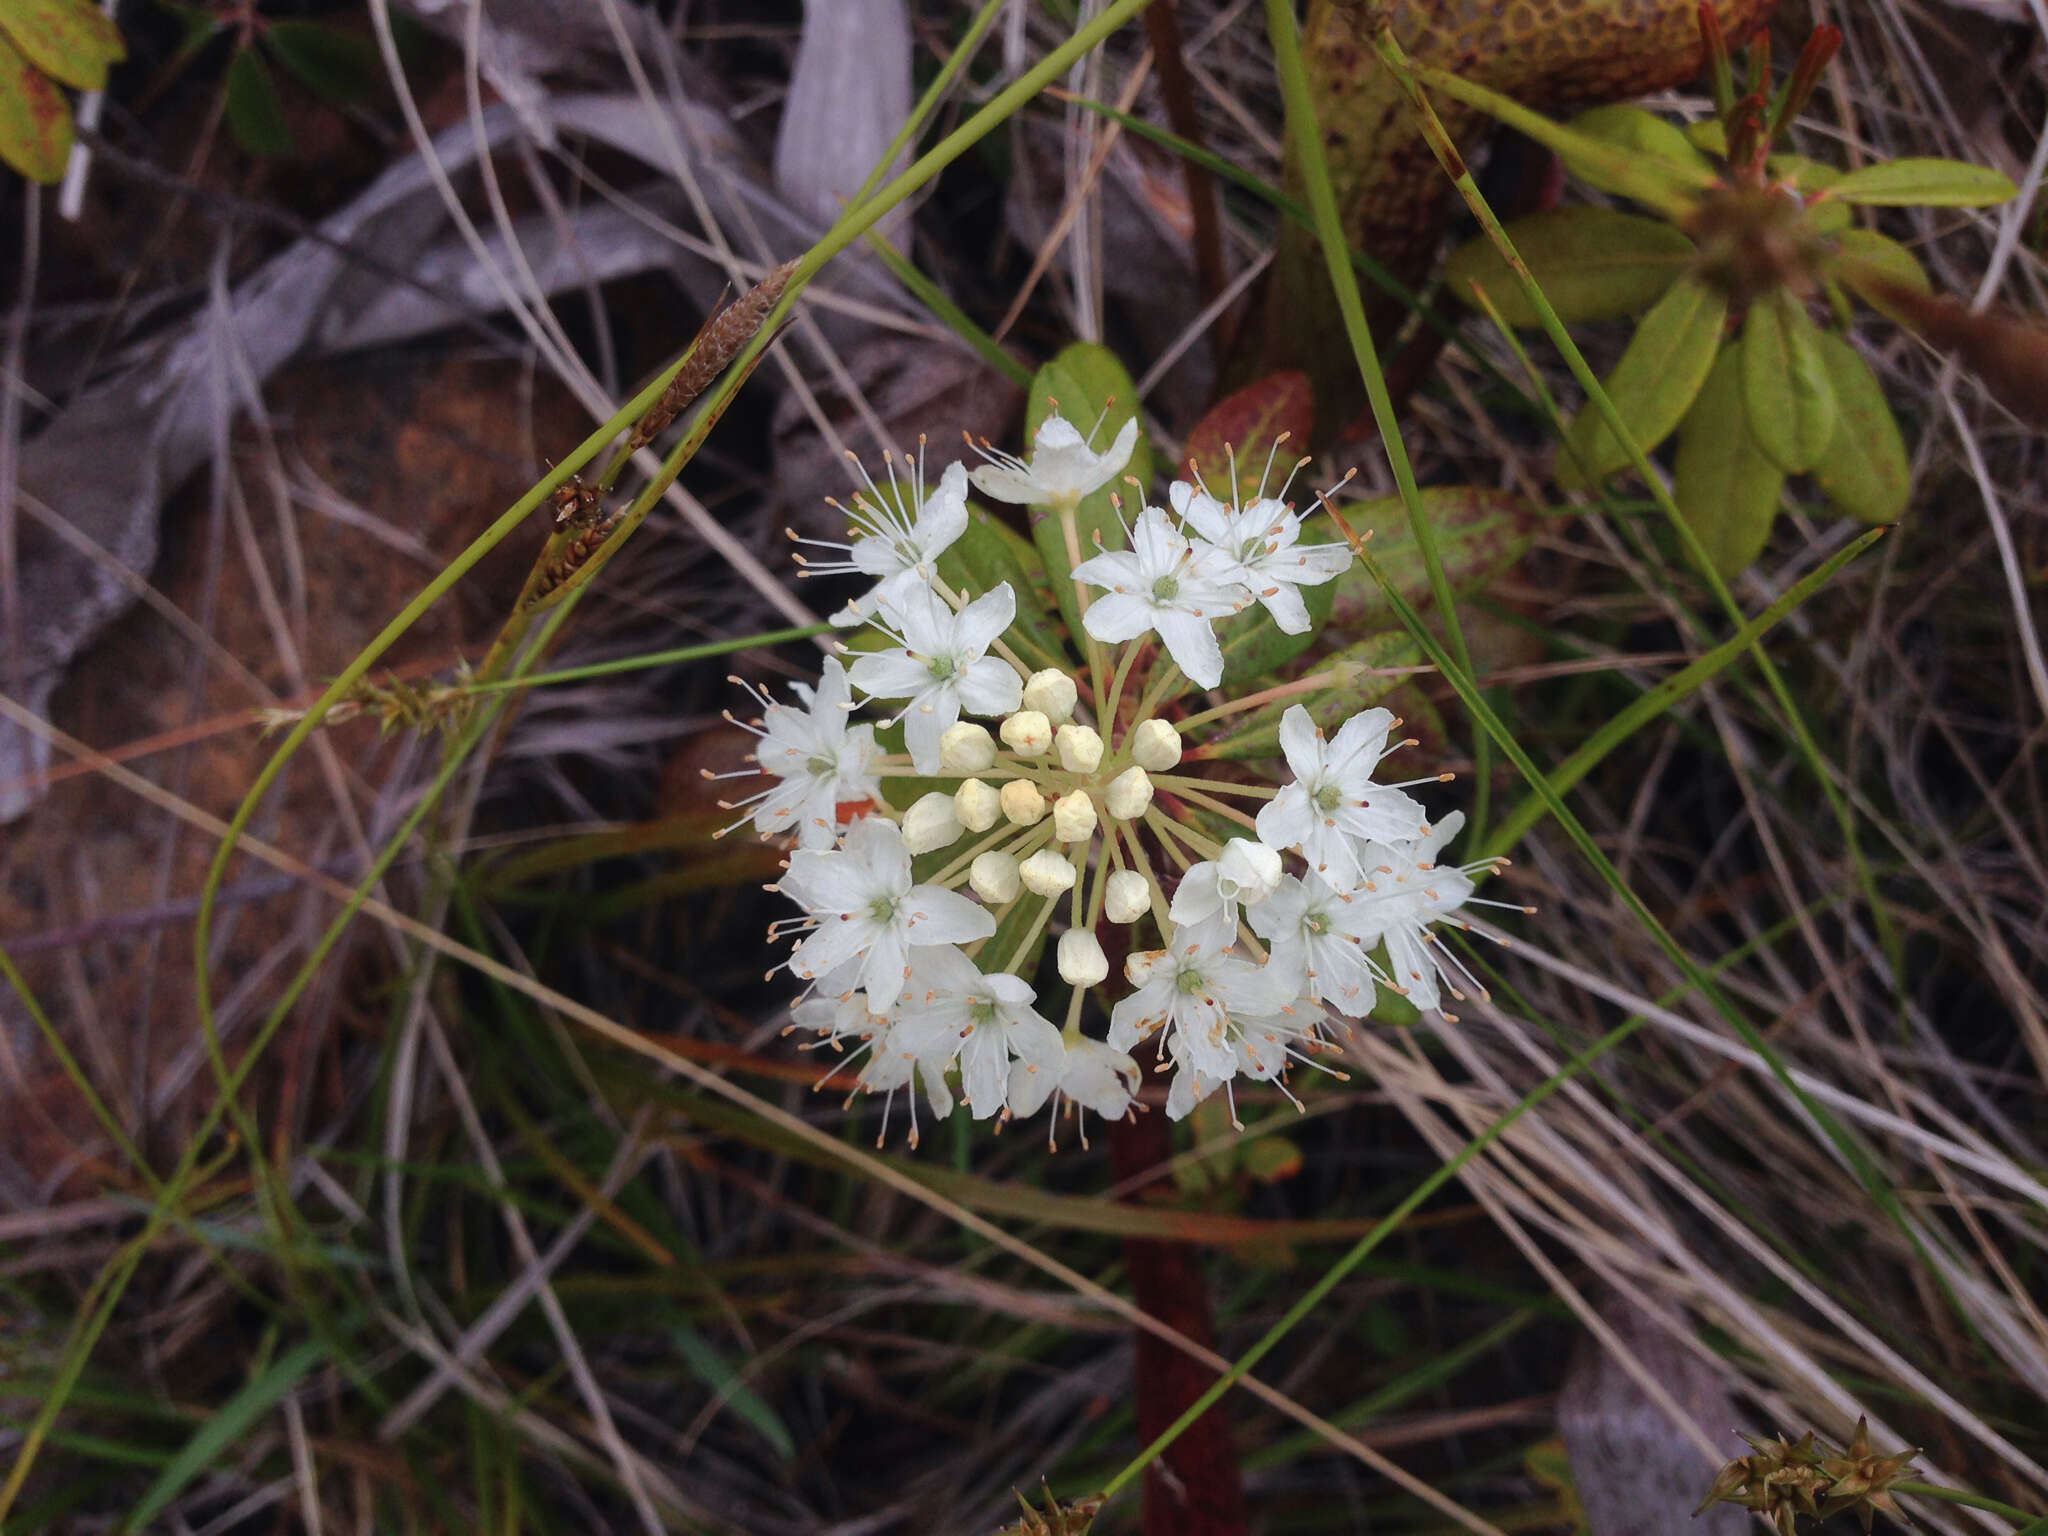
left=1179, top=370, right=1313, bottom=505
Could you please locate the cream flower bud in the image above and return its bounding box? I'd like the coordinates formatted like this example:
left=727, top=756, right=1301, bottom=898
left=1018, top=848, right=1077, bottom=897
left=1057, top=929, right=1109, bottom=986
left=999, top=778, right=1046, bottom=826
left=938, top=721, right=997, bottom=773
left=969, top=850, right=1021, bottom=904
left=999, top=709, right=1053, bottom=756
left=1103, top=765, right=1153, bottom=820
left=901, top=792, right=963, bottom=854
left=1055, top=722, right=1104, bottom=774
left=1021, top=669, right=1078, bottom=725
left=1219, top=838, right=1283, bottom=904
left=953, top=777, right=1000, bottom=832
left=1125, top=948, right=1164, bottom=986
left=1129, top=717, right=1182, bottom=772
left=1052, top=789, right=1098, bottom=843
left=1104, top=869, right=1151, bottom=924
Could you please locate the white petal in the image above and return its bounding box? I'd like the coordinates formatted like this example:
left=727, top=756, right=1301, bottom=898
left=953, top=582, right=1016, bottom=654
left=955, top=656, right=1024, bottom=717
left=1154, top=607, right=1224, bottom=689
left=1255, top=785, right=1316, bottom=853
left=1276, top=705, right=1323, bottom=779
left=1257, top=583, right=1313, bottom=635
left=847, top=649, right=936, bottom=700
left=903, top=885, right=998, bottom=946
left=1080, top=590, right=1157, bottom=644
left=967, top=464, right=1041, bottom=504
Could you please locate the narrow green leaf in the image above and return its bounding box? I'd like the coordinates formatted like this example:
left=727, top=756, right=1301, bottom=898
left=1808, top=330, right=1910, bottom=524
left=263, top=20, right=378, bottom=106
left=0, top=0, right=123, bottom=91
left=1564, top=104, right=1715, bottom=194
left=1023, top=343, right=1152, bottom=646
left=224, top=45, right=292, bottom=157
left=1557, top=274, right=1728, bottom=489
left=1741, top=289, right=1837, bottom=474
left=934, top=503, right=1069, bottom=674
left=1831, top=227, right=1930, bottom=326
left=1828, top=156, right=2017, bottom=207
left=670, top=1323, right=796, bottom=1460
left=0, top=26, right=69, bottom=182
left=1443, top=208, right=1695, bottom=327
left=1327, top=486, right=1536, bottom=633
left=1676, top=340, right=1785, bottom=575
left=122, top=1338, right=327, bottom=1533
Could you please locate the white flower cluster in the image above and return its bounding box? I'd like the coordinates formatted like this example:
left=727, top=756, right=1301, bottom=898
left=723, top=412, right=1508, bottom=1147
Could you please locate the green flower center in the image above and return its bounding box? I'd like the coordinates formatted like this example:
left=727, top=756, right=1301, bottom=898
left=1313, top=782, right=1344, bottom=814
left=1304, top=912, right=1328, bottom=938
left=969, top=998, right=1002, bottom=1028
left=927, top=654, right=957, bottom=681
left=867, top=895, right=899, bottom=925
left=1151, top=574, right=1180, bottom=602
left=808, top=753, right=837, bottom=777
left=1238, top=535, right=1265, bottom=561
left=1175, top=966, right=1208, bottom=997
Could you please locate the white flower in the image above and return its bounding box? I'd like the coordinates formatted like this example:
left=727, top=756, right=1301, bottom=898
left=779, top=816, right=994, bottom=997
left=1051, top=789, right=1097, bottom=843
left=1249, top=873, right=1387, bottom=1017
left=1170, top=480, right=1351, bottom=635
left=1021, top=668, right=1078, bottom=723
left=894, top=946, right=1066, bottom=1120
left=1000, top=709, right=1053, bottom=756
left=1057, top=929, right=1109, bottom=986
left=968, top=411, right=1138, bottom=510
left=1018, top=848, right=1077, bottom=897
left=848, top=583, right=1023, bottom=772
left=1055, top=723, right=1103, bottom=774
left=969, top=850, right=1022, bottom=904
left=1007, top=1036, right=1141, bottom=1145
left=806, top=456, right=970, bottom=628
left=734, top=658, right=882, bottom=851
left=1352, top=811, right=1479, bottom=1014
left=1071, top=506, right=1244, bottom=689
left=1129, top=717, right=1182, bottom=771
left=1104, top=868, right=1152, bottom=924
left=901, top=791, right=963, bottom=854
left=1103, top=765, right=1153, bottom=820
left=939, top=721, right=996, bottom=773
left=953, top=777, right=1001, bottom=832
left=1167, top=839, right=1282, bottom=947
left=851, top=1016, right=956, bottom=1147
left=1255, top=705, right=1428, bottom=890
left=1000, top=779, right=1047, bottom=826
left=1107, top=941, right=1293, bottom=1088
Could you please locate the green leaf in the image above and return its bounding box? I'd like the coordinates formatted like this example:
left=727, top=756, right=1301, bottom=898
left=1564, top=105, right=1716, bottom=196
left=1024, top=343, right=1151, bottom=647
left=0, top=24, right=68, bottom=181
left=1443, top=208, right=1696, bottom=327
left=1675, top=340, right=1785, bottom=576
left=1828, top=156, right=2017, bottom=207
left=1768, top=154, right=1850, bottom=232
left=0, top=0, right=123, bottom=91
left=1327, top=486, right=1536, bottom=633
left=263, top=20, right=378, bottom=105
left=1741, top=289, right=1837, bottom=474
left=1178, top=368, right=1313, bottom=502
left=670, top=1323, right=795, bottom=1460
left=933, top=503, right=1069, bottom=675
left=1415, top=65, right=1714, bottom=220
left=122, top=1338, right=328, bottom=1533
left=1203, top=573, right=1335, bottom=687
left=1192, top=631, right=1420, bottom=762
left=1831, top=227, right=1930, bottom=326
left=224, top=44, right=292, bottom=156
left=1556, top=274, right=1728, bottom=490
left=1808, top=330, right=1910, bottom=524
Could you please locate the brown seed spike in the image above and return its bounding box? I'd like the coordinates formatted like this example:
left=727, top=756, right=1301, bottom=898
left=625, top=257, right=798, bottom=454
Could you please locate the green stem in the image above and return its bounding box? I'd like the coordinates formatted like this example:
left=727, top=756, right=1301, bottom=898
left=1892, top=1481, right=2037, bottom=1524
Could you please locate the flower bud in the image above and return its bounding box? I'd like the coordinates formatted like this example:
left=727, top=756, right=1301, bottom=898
left=1104, top=869, right=1151, bottom=924
left=1055, top=722, right=1104, bottom=774
left=1021, top=669, right=1078, bottom=725
left=1103, top=765, right=1153, bottom=820
left=969, top=850, right=1021, bottom=904
left=1219, top=838, right=1283, bottom=904
left=999, top=778, right=1046, bottom=826
left=1125, top=948, right=1164, bottom=986
left=938, top=721, right=996, bottom=773
left=953, top=777, right=1000, bottom=833
left=1057, top=929, right=1109, bottom=986
left=1052, top=789, right=1098, bottom=843
left=901, top=792, right=963, bottom=854
left=1018, top=848, right=1077, bottom=897
left=1129, top=717, right=1182, bottom=772
left=999, top=709, right=1053, bottom=756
